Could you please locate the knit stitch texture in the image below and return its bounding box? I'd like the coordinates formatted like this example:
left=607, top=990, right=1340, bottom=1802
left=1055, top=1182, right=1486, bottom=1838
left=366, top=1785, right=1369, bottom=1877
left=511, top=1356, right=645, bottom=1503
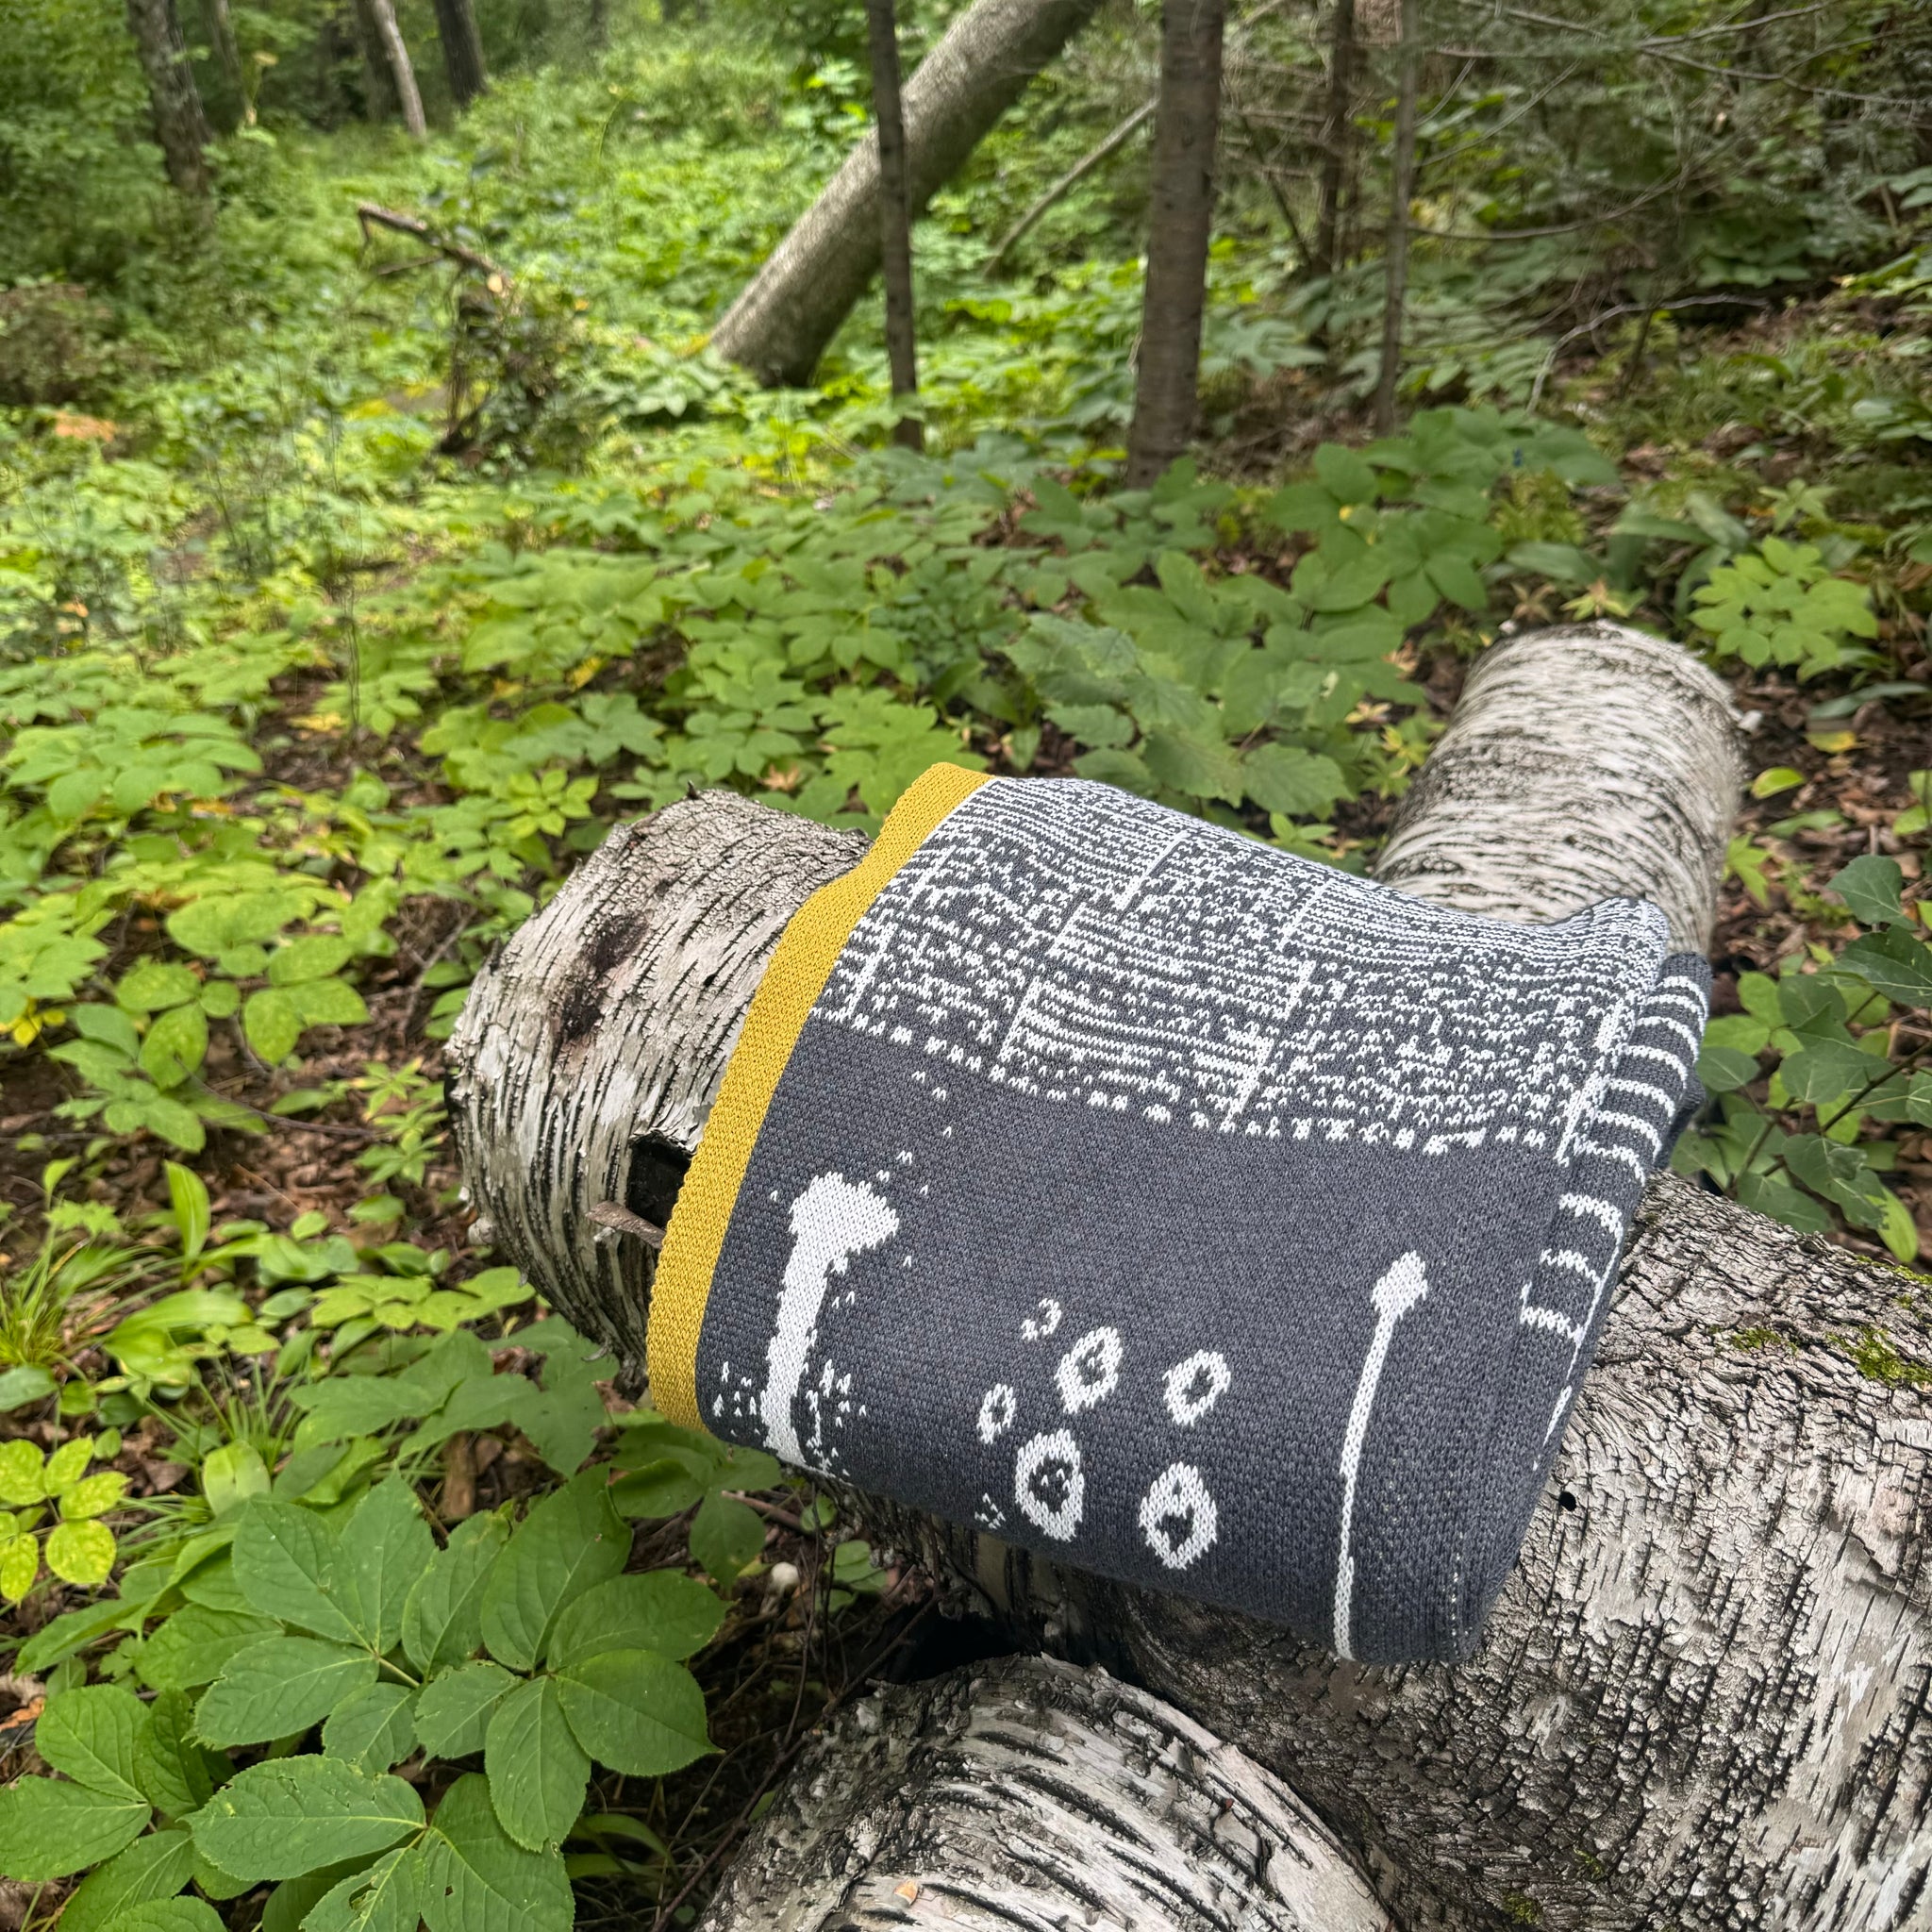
left=656, top=769, right=1709, bottom=1662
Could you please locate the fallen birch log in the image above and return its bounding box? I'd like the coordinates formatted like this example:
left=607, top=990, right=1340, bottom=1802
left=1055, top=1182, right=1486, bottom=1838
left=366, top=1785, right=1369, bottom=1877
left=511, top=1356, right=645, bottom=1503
left=449, top=622, right=1932, bottom=1928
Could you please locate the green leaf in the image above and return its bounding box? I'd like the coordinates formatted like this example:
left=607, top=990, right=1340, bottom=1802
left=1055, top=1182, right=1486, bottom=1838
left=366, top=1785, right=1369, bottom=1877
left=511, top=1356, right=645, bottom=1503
left=1694, top=1044, right=1760, bottom=1093
left=36, top=1685, right=148, bottom=1800
left=324, top=1685, right=419, bottom=1775
left=0, top=1531, right=39, bottom=1602
left=243, top=987, right=303, bottom=1063
left=138, top=1606, right=280, bottom=1693
left=485, top=1676, right=591, bottom=1851
left=1423, top=550, right=1489, bottom=612
left=58, top=1824, right=195, bottom=1932
left=0, top=1439, right=45, bottom=1505
left=140, top=1004, right=208, bottom=1088
left=1139, top=728, right=1243, bottom=805
left=690, top=1491, right=764, bottom=1585
left=202, top=1441, right=271, bottom=1517
left=269, top=936, right=354, bottom=987
left=479, top=1472, right=628, bottom=1673
left=1830, top=855, right=1907, bottom=927
left=45, top=1517, right=117, bottom=1586
left=404, top=1512, right=509, bottom=1674
left=194, top=1636, right=379, bottom=1747
left=1738, top=1170, right=1833, bottom=1233
left=1840, top=926, right=1932, bottom=1007
left=263, top=1858, right=380, bottom=1932
left=60, top=1468, right=127, bottom=1519
left=192, top=1757, right=425, bottom=1883
left=1779, top=1041, right=1874, bottom=1105
left=112, top=1901, right=225, bottom=1932
left=555, top=1649, right=712, bottom=1777
left=338, top=1479, right=436, bottom=1655
left=0, top=1777, right=150, bottom=1881
left=420, top=1774, right=575, bottom=1932
left=0, top=1365, right=55, bottom=1414
left=308, top=1844, right=428, bottom=1932
left=232, top=1498, right=358, bottom=1641
left=1241, top=743, right=1348, bottom=818
left=1312, top=443, right=1377, bottom=504
left=292, top=977, right=370, bottom=1028
left=134, top=1690, right=223, bottom=1820
left=415, top=1660, right=517, bottom=1760
left=547, top=1572, right=724, bottom=1668
left=118, top=961, right=203, bottom=1014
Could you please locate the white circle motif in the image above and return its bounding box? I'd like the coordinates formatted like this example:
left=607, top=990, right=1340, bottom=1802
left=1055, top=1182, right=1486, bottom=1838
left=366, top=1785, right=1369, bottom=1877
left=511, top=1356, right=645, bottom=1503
left=1055, top=1326, right=1124, bottom=1414
left=1139, top=1461, right=1218, bottom=1570
left=1021, top=1296, right=1063, bottom=1342
left=1012, top=1429, right=1085, bottom=1541
left=976, top=1383, right=1018, bottom=1446
left=1162, top=1350, right=1231, bottom=1426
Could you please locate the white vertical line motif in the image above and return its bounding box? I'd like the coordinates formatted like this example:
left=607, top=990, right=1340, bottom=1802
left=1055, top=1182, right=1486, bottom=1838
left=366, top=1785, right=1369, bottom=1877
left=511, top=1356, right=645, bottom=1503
left=1333, top=1252, right=1430, bottom=1661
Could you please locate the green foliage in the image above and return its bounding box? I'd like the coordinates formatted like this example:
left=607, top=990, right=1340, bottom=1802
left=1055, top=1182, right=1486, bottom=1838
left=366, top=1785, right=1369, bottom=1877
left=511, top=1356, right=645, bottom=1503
left=1690, top=537, right=1881, bottom=679
left=0, top=1477, right=720, bottom=1922
left=0, top=1429, right=125, bottom=1597
left=1676, top=854, right=1932, bottom=1261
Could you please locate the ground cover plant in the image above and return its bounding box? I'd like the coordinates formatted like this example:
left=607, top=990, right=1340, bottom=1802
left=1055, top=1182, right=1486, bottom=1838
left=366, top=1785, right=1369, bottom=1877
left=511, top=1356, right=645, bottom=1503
left=0, top=0, right=1929, bottom=1923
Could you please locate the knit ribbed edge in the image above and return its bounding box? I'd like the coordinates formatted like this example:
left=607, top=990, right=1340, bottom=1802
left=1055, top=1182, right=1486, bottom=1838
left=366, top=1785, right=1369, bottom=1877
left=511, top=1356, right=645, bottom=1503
left=646, top=761, right=994, bottom=1432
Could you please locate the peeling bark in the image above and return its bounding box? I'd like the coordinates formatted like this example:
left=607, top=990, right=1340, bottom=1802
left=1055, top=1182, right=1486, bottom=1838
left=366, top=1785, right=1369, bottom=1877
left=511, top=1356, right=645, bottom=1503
left=700, top=1654, right=1392, bottom=1930
left=452, top=625, right=1932, bottom=1924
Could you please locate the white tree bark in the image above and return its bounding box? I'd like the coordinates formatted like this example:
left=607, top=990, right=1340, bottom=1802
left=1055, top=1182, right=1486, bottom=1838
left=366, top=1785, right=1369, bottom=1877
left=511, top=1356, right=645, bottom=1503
left=450, top=625, right=1932, bottom=1925
left=709, top=0, right=1109, bottom=385
left=699, top=1655, right=1392, bottom=1930
left=366, top=0, right=427, bottom=142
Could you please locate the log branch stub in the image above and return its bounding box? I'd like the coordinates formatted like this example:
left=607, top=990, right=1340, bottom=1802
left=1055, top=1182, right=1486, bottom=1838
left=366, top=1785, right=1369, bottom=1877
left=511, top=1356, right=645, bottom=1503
left=445, top=794, right=862, bottom=1373
left=1376, top=621, right=1743, bottom=951
left=697, top=1655, right=1392, bottom=1931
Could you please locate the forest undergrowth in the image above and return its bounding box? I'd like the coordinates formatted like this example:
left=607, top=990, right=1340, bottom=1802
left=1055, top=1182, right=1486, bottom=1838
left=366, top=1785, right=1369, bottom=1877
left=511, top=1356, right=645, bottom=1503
left=0, top=8, right=1930, bottom=1928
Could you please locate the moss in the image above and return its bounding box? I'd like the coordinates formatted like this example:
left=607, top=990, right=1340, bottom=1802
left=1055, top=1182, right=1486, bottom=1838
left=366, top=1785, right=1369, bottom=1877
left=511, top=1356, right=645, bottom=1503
left=1501, top=1892, right=1545, bottom=1925
left=1841, top=1324, right=1932, bottom=1388
left=1732, top=1325, right=1794, bottom=1353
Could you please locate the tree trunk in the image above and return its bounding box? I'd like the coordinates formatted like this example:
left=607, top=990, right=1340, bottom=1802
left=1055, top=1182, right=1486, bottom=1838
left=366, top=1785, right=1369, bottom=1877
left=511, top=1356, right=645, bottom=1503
left=431, top=0, right=488, bottom=108
left=1124, top=0, right=1226, bottom=489
left=125, top=0, right=212, bottom=197
left=709, top=0, right=1112, bottom=386
left=366, top=0, right=427, bottom=140
left=1312, top=0, right=1356, bottom=277
left=202, top=0, right=246, bottom=126
left=453, top=624, right=1932, bottom=1924
left=865, top=0, right=923, bottom=452
left=1372, top=0, right=1420, bottom=435
left=352, top=0, right=403, bottom=124
left=698, top=1654, right=1392, bottom=1929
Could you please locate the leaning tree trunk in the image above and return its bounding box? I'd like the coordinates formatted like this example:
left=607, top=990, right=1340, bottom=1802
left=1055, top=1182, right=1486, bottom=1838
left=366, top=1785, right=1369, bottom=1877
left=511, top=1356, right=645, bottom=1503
left=431, top=0, right=488, bottom=108
left=709, top=0, right=1111, bottom=386
left=125, top=0, right=212, bottom=196
left=351, top=0, right=403, bottom=125
left=366, top=0, right=426, bottom=139
left=1124, top=0, right=1227, bottom=488
left=450, top=623, right=1932, bottom=1927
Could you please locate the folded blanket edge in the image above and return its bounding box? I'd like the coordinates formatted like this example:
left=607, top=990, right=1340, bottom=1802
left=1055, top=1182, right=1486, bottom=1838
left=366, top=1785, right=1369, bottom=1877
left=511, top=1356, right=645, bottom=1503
left=646, top=761, right=991, bottom=1429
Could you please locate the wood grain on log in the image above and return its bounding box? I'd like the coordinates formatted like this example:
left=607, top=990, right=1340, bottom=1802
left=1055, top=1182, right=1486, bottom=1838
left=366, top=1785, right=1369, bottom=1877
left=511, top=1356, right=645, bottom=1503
left=450, top=625, right=1932, bottom=1926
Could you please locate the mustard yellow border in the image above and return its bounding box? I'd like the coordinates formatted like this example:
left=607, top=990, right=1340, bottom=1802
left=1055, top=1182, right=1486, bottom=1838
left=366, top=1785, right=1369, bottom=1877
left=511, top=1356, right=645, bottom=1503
left=646, top=761, right=993, bottom=1431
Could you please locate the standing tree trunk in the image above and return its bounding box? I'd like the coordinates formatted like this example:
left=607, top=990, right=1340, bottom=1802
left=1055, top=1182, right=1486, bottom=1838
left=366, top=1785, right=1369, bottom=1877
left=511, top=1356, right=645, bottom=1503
left=432, top=0, right=489, bottom=108
left=1372, top=0, right=1421, bottom=434
left=351, top=0, right=403, bottom=123
left=366, top=0, right=427, bottom=140
left=447, top=624, right=1924, bottom=1923
left=1312, top=0, right=1356, bottom=276
left=1124, top=0, right=1226, bottom=488
left=865, top=0, right=923, bottom=452
left=710, top=0, right=1113, bottom=386
left=202, top=0, right=246, bottom=127
left=588, top=0, right=608, bottom=47
left=125, top=0, right=212, bottom=197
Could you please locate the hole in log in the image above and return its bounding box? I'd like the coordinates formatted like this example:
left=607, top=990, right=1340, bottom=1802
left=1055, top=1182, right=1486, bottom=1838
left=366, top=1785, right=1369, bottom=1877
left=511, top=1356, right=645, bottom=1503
left=553, top=908, right=648, bottom=1046
left=1558, top=1491, right=1578, bottom=1511
left=627, top=1132, right=691, bottom=1230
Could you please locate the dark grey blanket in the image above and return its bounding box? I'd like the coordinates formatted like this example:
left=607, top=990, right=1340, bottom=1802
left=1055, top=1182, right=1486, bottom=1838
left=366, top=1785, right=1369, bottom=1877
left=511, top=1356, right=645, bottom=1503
left=652, top=767, right=1707, bottom=1661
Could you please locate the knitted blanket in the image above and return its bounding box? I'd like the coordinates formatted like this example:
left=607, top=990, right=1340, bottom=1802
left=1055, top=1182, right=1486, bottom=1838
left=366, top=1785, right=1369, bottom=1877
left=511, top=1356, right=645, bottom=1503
left=650, top=765, right=1708, bottom=1662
